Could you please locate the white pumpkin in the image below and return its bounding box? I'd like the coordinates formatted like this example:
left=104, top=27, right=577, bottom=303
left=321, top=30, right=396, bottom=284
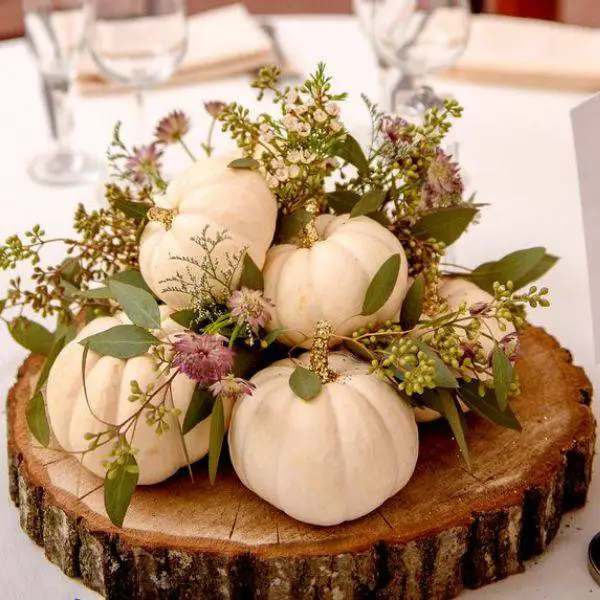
left=414, top=277, right=516, bottom=423
left=46, top=308, right=233, bottom=484
left=228, top=352, right=419, bottom=526
left=139, top=156, right=278, bottom=310
left=263, top=214, right=409, bottom=348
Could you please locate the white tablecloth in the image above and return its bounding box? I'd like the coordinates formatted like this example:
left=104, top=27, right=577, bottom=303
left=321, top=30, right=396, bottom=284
left=0, top=15, right=598, bottom=600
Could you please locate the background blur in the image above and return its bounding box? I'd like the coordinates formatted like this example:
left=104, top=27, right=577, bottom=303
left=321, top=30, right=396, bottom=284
left=3, top=0, right=600, bottom=40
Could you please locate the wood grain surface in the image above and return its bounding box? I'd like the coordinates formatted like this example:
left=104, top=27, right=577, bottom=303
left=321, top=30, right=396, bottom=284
left=6, top=326, right=596, bottom=599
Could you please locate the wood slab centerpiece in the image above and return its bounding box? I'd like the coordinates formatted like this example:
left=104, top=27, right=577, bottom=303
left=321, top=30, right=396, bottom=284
left=2, top=66, right=595, bottom=599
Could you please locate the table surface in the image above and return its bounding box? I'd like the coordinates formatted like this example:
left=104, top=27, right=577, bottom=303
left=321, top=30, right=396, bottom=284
left=1, top=14, right=599, bottom=600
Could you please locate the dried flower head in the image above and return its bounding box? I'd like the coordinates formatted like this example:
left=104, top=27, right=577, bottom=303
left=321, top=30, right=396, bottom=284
left=228, top=287, right=274, bottom=332
left=126, top=143, right=163, bottom=185
left=172, top=333, right=234, bottom=384
left=421, top=149, right=464, bottom=209
left=154, top=110, right=190, bottom=144
left=204, top=101, right=225, bottom=118
left=499, top=331, right=520, bottom=363
left=210, top=375, right=255, bottom=400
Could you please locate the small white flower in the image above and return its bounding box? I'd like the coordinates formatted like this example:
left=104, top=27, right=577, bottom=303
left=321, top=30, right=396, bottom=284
left=266, top=175, right=278, bottom=189
left=288, top=164, right=301, bottom=178
left=296, top=122, right=311, bottom=137
left=270, top=157, right=284, bottom=170
left=329, top=119, right=343, bottom=133
left=283, top=115, right=299, bottom=132
left=260, top=132, right=274, bottom=144
left=259, top=123, right=274, bottom=143
left=322, top=157, right=339, bottom=171
left=275, top=167, right=289, bottom=182
left=287, top=149, right=302, bottom=163
left=284, top=103, right=296, bottom=114
left=325, top=102, right=341, bottom=117
left=313, top=109, right=328, bottom=124
left=303, top=150, right=317, bottom=163
left=295, top=104, right=308, bottom=115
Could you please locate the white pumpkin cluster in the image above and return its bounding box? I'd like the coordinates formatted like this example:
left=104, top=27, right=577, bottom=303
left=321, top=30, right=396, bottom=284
left=45, top=156, right=511, bottom=528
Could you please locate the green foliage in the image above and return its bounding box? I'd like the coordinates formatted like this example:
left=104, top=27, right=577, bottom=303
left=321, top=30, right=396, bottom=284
left=400, top=274, right=425, bottom=330
left=8, top=317, right=53, bottom=355
left=362, top=254, right=401, bottom=315
left=81, top=325, right=160, bottom=359
left=183, top=386, right=215, bottom=434
left=239, top=253, right=264, bottom=291
left=208, top=396, right=225, bottom=485
left=289, top=366, right=322, bottom=400
left=103, top=437, right=139, bottom=527
left=412, top=206, right=478, bottom=246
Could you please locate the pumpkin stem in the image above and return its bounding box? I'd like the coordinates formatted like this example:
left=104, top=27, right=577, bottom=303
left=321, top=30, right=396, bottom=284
left=309, top=320, right=337, bottom=383
left=298, top=220, right=320, bottom=248
left=147, top=206, right=177, bottom=230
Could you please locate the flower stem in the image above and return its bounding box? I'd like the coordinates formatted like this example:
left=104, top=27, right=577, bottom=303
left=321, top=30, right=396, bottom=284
left=309, top=320, right=337, bottom=383
left=179, top=139, right=197, bottom=162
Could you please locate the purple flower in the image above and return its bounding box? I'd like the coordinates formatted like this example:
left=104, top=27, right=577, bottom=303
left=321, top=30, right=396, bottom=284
left=380, top=116, right=410, bottom=145
left=421, top=149, right=464, bottom=209
left=204, top=101, right=226, bottom=118
left=210, top=375, right=255, bottom=400
left=126, top=143, right=163, bottom=185
left=154, top=110, right=190, bottom=144
left=172, top=333, right=234, bottom=384
left=227, top=287, right=274, bottom=332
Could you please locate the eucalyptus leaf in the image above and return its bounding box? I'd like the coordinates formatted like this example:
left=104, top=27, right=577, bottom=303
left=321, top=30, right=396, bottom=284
left=326, top=190, right=360, bottom=214
left=26, top=392, right=50, bottom=447
left=400, top=274, right=425, bottom=330
left=228, top=157, right=259, bottom=170
left=183, top=386, right=215, bottom=434
left=350, top=189, right=386, bottom=218
left=208, top=396, right=225, bottom=485
left=81, top=325, right=159, bottom=359
left=34, top=333, right=68, bottom=396
left=458, top=381, right=521, bottom=431
left=367, top=211, right=391, bottom=226
left=362, top=254, right=401, bottom=316
left=60, top=258, right=82, bottom=285
left=109, top=269, right=153, bottom=295
left=412, top=339, right=458, bottom=388
left=289, top=366, right=322, bottom=401
left=9, top=317, right=54, bottom=355
left=77, top=286, right=114, bottom=300
left=330, top=134, right=368, bottom=173
left=262, top=327, right=285, bottom=347
left=170, top=309, right=196, bottom=328
left=513, top=253, right=559, bottom=291
left=491, top=345, right=513, bottom=411
left=104, top=452, right=139, bottom=527
left=465, top=247, right=548, bottom=294
left=239, top=253, right=264, bottom=291
left=343, top=338, right=375, bottom=362
left=108, top=280, right=161, bottom=329
left=279, top=209, right=312, bottom=241
left=111, top=197, right=150, bottom=220
left=412, top=207, right=478, bottom=246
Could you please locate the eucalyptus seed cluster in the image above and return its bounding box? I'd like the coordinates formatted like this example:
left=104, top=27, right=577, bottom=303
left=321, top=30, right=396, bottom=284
left=493, top=282, right=550, bottom=329
left=102, top=435, right=139, bottom=479
left=0, top=202, right=139, bottom=323
left=382, top=339, right=437, bottom=396
left=403, top=235, right=446, bottom=315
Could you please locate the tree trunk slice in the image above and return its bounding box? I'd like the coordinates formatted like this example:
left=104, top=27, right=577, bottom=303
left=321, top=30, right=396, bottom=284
left=6, top=326, right=596, bottom=600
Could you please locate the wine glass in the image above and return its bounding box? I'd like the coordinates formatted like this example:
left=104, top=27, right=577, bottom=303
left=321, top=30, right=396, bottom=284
left=24, top=0, right=101, bottom=185
left=354, top=0, right=471, bottom=116
left=85, top=0, right=188, bottom=138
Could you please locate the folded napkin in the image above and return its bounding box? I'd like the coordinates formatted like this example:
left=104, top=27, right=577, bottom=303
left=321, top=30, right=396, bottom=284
left=443, top=14, right=600, bottom=91
left=77, top=3, right=279, bottom=95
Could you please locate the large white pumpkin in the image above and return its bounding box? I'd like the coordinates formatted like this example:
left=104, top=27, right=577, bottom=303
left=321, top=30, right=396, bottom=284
left=229, top=352, right=419, bottom=526
left=263, top=214, right=409, bottom=348
left=139, top=156, right=277, bottom=310
left=414, top=277, right=516, bottom=423
left=46, top=308, right=233, bottom=484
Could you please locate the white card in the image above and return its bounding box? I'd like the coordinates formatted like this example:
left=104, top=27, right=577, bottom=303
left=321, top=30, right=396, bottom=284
left=572, top=93, right=600, bottom=362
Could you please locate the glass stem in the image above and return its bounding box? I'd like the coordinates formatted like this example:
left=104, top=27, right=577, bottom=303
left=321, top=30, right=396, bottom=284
left=135, top=86, right=146, bottom=141
left=43, top=72, right=75, bottom=156
left=379, top=65, right=424, bottom=115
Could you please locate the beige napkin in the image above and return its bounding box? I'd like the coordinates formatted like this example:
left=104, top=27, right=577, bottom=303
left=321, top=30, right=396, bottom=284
left=443, top=14, right=600, bottom=91
left=77, top=3, right=279, bottom=95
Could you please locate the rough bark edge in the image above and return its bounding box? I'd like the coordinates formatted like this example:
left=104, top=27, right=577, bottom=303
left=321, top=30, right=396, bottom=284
left=6, top=333, right=596, bottom=600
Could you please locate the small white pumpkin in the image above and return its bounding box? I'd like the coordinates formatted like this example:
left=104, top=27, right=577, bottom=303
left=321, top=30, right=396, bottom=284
left=139, top=156, right=278, bottom=310
left=46, top=308, right=233, bottom=484
left=414, top=277, right=516, bottom=423
left=263, top=214, right=409, bottom=348
left=228, top=349, right=419, bottom=526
